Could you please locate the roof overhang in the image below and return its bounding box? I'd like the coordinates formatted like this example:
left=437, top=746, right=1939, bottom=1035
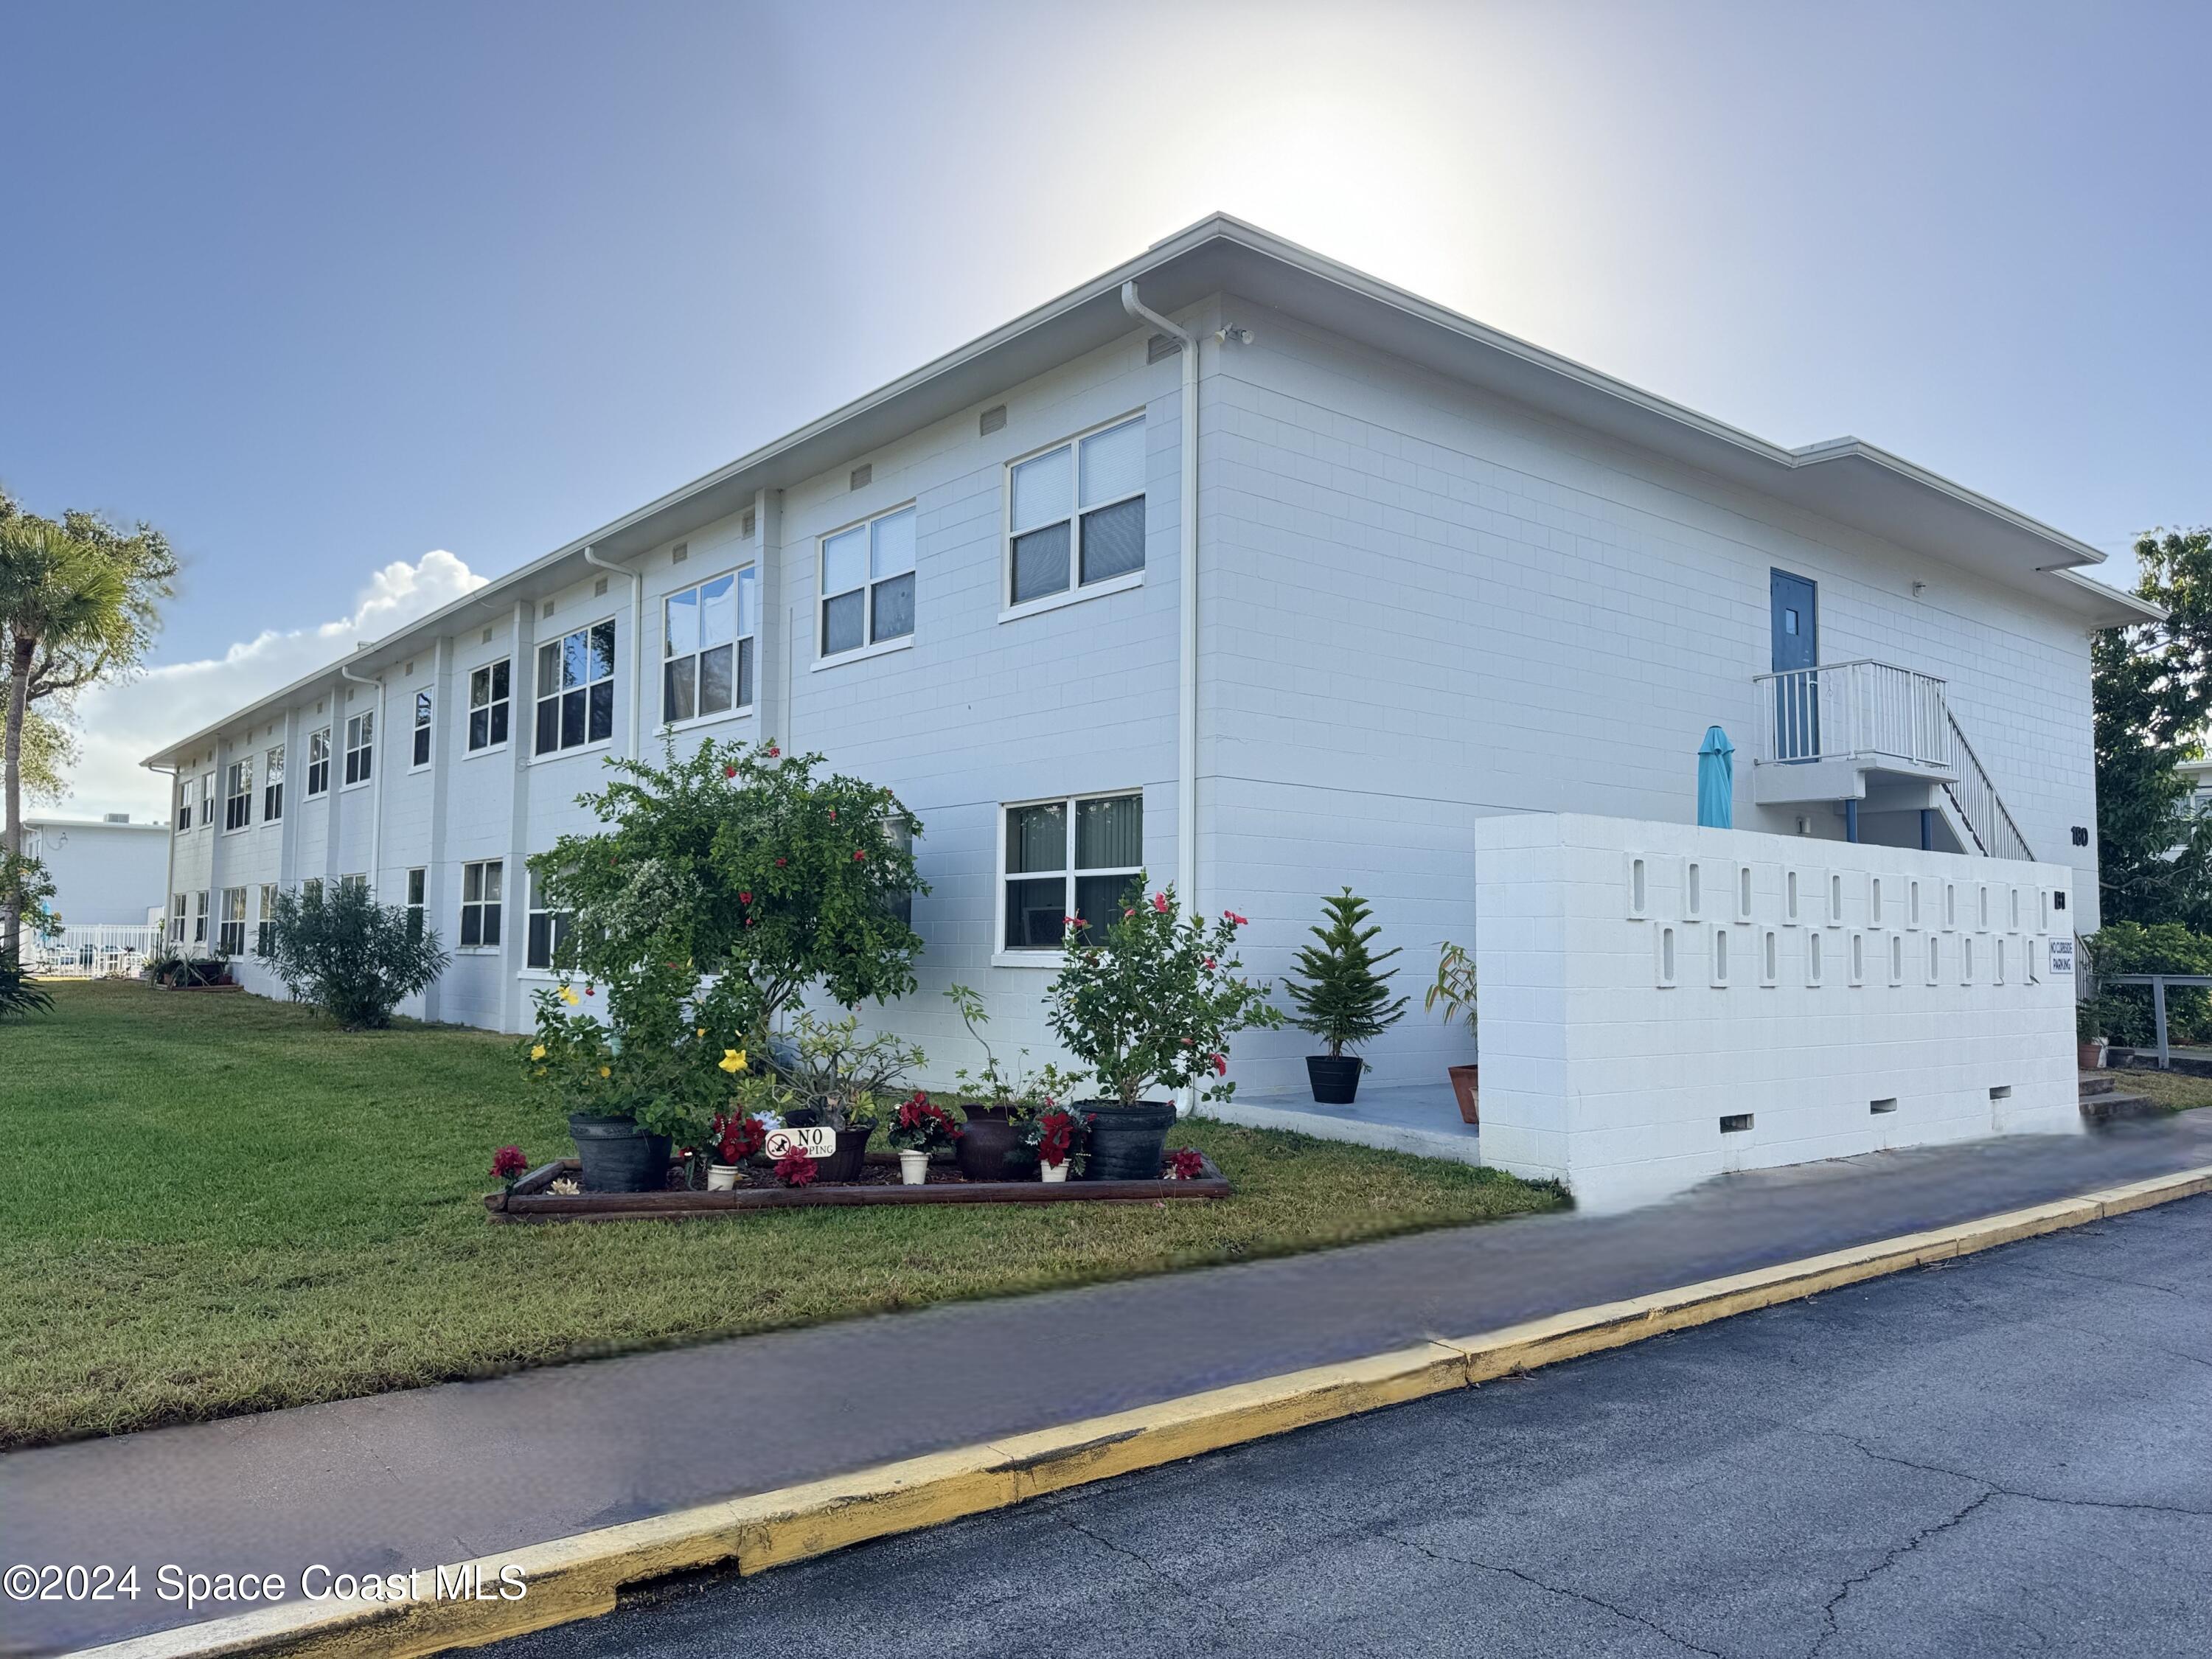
left=144, top=213, right=2152, bottom=768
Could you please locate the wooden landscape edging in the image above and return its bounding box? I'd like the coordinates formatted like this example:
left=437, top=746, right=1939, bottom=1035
left=485, top=1157, right=1229, bottom=1221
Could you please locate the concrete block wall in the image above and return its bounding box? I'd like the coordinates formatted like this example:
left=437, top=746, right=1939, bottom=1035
left=1474, top=813, right=2081, bottom=1212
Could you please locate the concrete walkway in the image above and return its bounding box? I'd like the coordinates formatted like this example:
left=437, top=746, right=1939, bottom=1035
left=7, top=1112, right=2212, bottom=1655
left=1212, top=1080, right=1481, bottom=1163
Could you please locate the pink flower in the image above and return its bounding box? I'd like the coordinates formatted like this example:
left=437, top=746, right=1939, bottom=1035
left=853, top=849, right=866, bottom=861
left=776, top=858, right=787, bottom=866
left=1212, top=1054, right=1228, bottom=1076
left=1203, top=955, right=1216, bottom=970
left=723, top=765, right=737, bottom=779
left=1124, top=907, right=1135, bottom=919
left=828, top=808, right=837, bottom=820
left=1150, top=891, right=1169, bottom=914
left=1223, top=911, right=1248, bottom=928
left=767, top=743, right=780, bottom=757
left=739, top=891, right=753, bottom=904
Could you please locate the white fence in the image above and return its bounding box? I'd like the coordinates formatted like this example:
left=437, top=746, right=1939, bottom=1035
left=26, top=925, right=167, bottom=978
left=1755, top=659, right=1950, bottom=769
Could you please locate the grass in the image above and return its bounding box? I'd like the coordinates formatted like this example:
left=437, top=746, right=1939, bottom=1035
left=2110, top=1065, right=2212, bottom=1111
left=0, top=981, right=1564, bottom=1450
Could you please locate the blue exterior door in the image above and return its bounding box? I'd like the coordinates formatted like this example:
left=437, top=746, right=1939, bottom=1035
left=1770, top=569, right=1818, bottom=758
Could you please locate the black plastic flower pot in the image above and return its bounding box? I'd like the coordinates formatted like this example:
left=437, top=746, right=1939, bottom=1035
left=568, top=1113, right=672, bottom=1193
left=1077, top=1099, right=1178, bottom=1181
left=1305, top=1054, right=1363, bottom=1105
left=815, top=1124, right=875, bottom=1183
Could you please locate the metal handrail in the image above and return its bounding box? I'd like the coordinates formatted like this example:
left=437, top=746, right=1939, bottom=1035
left=1939, top=712, right=2035, bottom=863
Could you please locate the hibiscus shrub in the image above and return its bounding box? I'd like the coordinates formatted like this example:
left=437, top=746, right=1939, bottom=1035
left=1044, top=875, right=1281, bottom=1107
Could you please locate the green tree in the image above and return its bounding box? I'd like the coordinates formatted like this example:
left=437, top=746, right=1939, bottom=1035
left=0, top=493, right=178, bottom=956
left=264, top=880, right=451, bottom=1029
left=1281, top=888, right=1408, bottom=1059
left=2093, top=528, right=2212, bottom=928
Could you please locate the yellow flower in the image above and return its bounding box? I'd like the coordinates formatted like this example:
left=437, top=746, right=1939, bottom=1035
left=718, top=1048, right=748, bottom=1074
left=530, top=1044, right=546, bottom=1061
left=695, top=1027, right=706, bottom=1037
left=598, top=1065, right=611, bottom=1078
left=559, top=984, right=580, bottom=1007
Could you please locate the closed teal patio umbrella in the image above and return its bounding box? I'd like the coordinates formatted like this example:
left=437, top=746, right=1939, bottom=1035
left=1697, top=726, right=1734, bottom=828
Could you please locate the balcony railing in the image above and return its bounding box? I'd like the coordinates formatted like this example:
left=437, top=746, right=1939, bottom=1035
left=1754, top=659, right=1951, bottom=770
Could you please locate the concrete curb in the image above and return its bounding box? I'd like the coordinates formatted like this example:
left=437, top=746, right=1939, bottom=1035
left=73, top=1165, right=2212, bottom=1659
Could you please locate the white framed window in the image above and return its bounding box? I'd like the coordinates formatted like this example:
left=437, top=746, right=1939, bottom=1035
left=192, top=890, right=209, bottom=945
left=459, top=859, right=504, bottom=948
left=411, top=691, right=432, bottom=769
left=264, top=745, right=285, bottom=822
left=338, top=872, right=368, bottom=895
left=819, top=506, right=915, bottom=658
left=468, top=659, right=511, bottom=752
left=1006, top=415, right=1145, bottom=608
left=170, top=892, right=188, bottom=943
left=218, top=887, right=248, bottom=956
left=534, top=620, right=616, bottom=755
left=306, top=728, right=331, bottom=797
left=405, top=868, right=426, bottom=939
left=302, top=877, right=323, bottom=905
left=256, top=883, right=279, bottom=956
left=526, top=874, right=574, bottom=971
left=344, top=712, right=375, bottom=787
left=175, top=779, right=192, bottom=832
left=223, top=757, right=254, bottom=832
left=663, top=568, right=759, bottom=724
left=198, top=771, right=215, bottom=830
left=1000, top=792, right=1143, bottom=953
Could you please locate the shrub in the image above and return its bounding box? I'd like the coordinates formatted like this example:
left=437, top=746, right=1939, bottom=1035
left=1281, top=888, right=1408, bottom=1060
left=264, top=880, right=449, bottom=1029
left=0, top=950, right=53, bottom=1019
left=2087, top=921, right=2212, bottom=1046
left=1045, top=876, right=1281, bottom=1107
left=518, top=957, right=725, bottom=1142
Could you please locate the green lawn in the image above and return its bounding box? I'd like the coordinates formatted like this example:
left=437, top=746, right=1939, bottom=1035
left=0, top=981, right=1563, bottom=1450
left=2110, top=1065, right=2212, bottom=1111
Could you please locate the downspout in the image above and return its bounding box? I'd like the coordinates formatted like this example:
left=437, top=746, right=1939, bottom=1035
left=147, top=760, right=179, bottom=939
left=338, top=660, right=384, bottom=894
left=1120, top=281, right=1199, bottom=919
left=582, top=545, right=644, bottom=760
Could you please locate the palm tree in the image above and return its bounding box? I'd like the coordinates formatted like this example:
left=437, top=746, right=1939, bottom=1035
left=0, top=517, right=125, bottom=958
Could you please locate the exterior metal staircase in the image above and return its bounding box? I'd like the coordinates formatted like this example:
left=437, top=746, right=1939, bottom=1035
left=1752, top=660, right=2034, bottom=861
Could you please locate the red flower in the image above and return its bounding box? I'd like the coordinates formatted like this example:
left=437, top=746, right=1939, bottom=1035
left=739, top=891, right=753, bottom=904
left=584, top=983, right=596, bottom=996
left=773, top=1148, right=819, bottom=1187
left=1151, top=891, right=1169, bottom=914
left=776, top=858, right=787, bottom=866
left=490, top=1145, right=529, bottom=1182
left=1212, top=1053, right=1228, bottom=1076
left=1124, top=907, right=1135, bottom=919
left=710, top=1113, right=767, bottom=1164
left=1223, top=911, right=1249, bottom=927
left=853, top=849, right=866, bottom=860
left=1165, top=1147, right=1206, bottom=1180
left=767, top=743, right=780, bottom=757
left=1203, top=956, right=1216, bottom=970
left=828, top=808, right=837, bottom=820
left=724, top=765, right=737, bottom=779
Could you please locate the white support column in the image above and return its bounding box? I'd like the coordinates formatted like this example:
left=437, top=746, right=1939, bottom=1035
left=423, top=633, right=456, bottom=1024
left=752, top=488, right=786, bottom=750
left=501, top=600, right=534, bottom=1034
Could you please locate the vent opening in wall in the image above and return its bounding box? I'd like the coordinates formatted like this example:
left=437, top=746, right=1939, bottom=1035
left=1629, top=857, right=1646, bottom=917
left=1909, top=880, right=1922, bottom=927
left=1657, top=925, right=1677, bottom=987
left=1807, top=932, right=1824, bottom=985
left=979, top=403, right=1007, bottom=435
left=1712, top=928, right=1731, bottom=986
left=1871, top=877, right=1884, bottom=925
left=481, top=627, right=493, bottom=644
left=1989, top=1085, right=2012, bottom=1102
left=1719, top=1114, right=1753, bottom=1134
left=1786, top=871, right=1800, bottom=921
left=1686, top=861, right=1703, bottom=918
left=849, top=463, right=872, bottom=490
left=742, top=508, right=757, bottom=535
left=1850, top=932, right=1865, bottom=984
left=1147, top=332, right=1182, bottom=364
left=1890, top=934, right=1905, bottom=984
left=1829, top=873, right=1843, bottom=923
left=672, top=542, right=689, bottom=564
left=593, top=576, right=609, bottom=597
left=1762, top=929, right=1778, bottom=985
left=541, top=601, right=554, bottom=619
left=1870, top=1098, right=1899, bottom=1115
left=1736, top=865, right=1753, bottom=922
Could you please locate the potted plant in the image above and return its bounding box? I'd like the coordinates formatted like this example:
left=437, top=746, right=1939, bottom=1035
left=703, top=1109, right=768, bottom=1190
left=942, top=984, right=1076, bottom=1180
left=776, top=1012, right=919, bottom=1181
left=1026, top=1105, right=1085, bottom=1183
left=1281, top=888, right=1408, bottom=1105
left=886, top=1091, right=961, bottom=1183
left=2077, top=1000, right=2107, bottom=1071
left=1045, top=877, right=1282, bottom=1180
left=1426, top=942, right=1479, bottom=1125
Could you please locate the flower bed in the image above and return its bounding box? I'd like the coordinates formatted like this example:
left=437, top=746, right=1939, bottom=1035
left=485, top=1151, right=1228, bottom=1220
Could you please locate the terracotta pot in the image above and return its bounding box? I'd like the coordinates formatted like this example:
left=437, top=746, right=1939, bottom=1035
left=1447, top=1065, right=1480, bottom=1126
left=2078, top=1041, right=2106, bottom=1071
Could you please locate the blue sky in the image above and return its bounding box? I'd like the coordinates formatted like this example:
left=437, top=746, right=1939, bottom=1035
left=4, top=0, right=2207, bottom=815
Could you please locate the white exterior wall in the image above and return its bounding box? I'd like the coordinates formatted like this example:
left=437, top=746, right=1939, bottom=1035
left=1473, top=813, right=2079, bottom=1212
left=1196, top=296, right=2100, bottom=1096
left=23, top=818, right=169, bottom=927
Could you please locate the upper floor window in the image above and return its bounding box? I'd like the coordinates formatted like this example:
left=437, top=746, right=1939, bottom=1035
left=1008, top=417, right=1145, bottom=608
left=344, top=712, right=374, bottom=786
left=223, top=757, right=254, bottom=832
left=664, top=568, right=758, bottom=723
left=175, top=782, right=191, bottom=833
left=820, top=506, right=915, bottom=657
left=468, top=659, right=510, bottom=752
left=264, top=745, right=285, bottom=822
left=411, top=691, right=432, bottom=768
left=198, top=771, right=215, bottom=829
left=535, top=621, right=616, bottom=755
left=1001, top=792, right=1143, bottom=951
left=306, top=728, right=331, bottom=797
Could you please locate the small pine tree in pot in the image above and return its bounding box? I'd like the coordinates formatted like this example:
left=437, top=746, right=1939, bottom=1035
left=1281, top=889, right=1407, bottom=1104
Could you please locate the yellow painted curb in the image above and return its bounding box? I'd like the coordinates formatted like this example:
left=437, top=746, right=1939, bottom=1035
left=72, top=1164, right=2212, bottom=1659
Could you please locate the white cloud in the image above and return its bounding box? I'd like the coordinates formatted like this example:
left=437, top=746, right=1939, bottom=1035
left=58, top=551, right=488, bottom=821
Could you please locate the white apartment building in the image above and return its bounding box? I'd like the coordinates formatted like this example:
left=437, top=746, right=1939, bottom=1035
left=145, top=216, right=2150, bottom=1096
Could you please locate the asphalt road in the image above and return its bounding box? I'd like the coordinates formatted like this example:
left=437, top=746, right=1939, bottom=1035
left=493, top=1194, right=2212, bottom=1659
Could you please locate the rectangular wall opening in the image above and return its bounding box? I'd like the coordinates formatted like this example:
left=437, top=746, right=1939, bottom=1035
left=1870, top=1098, right=1899, bottom=1114
left=1989, top=1085, right=2012, bottom=1101
left=1719, top=1113, right=1753, bottom=1134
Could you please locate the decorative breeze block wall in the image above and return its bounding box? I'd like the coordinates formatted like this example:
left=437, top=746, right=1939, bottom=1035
left=1474, top=813, right=2079, bottom=1213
